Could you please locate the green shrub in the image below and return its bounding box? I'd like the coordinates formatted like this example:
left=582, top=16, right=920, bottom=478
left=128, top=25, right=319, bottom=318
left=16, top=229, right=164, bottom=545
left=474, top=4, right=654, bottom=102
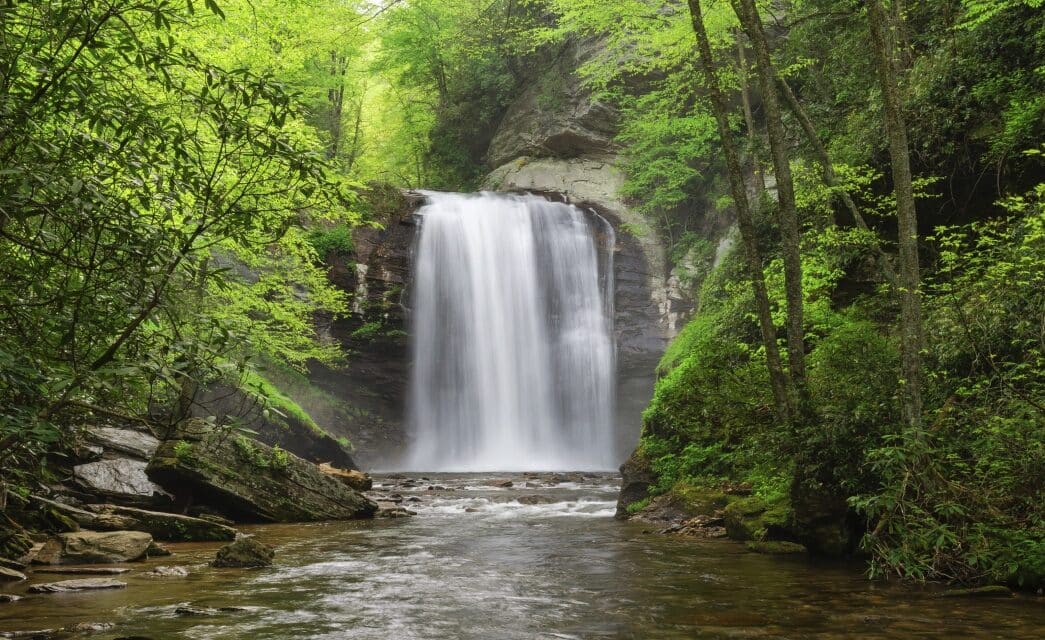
left=308, top=224, right=355, bottom=260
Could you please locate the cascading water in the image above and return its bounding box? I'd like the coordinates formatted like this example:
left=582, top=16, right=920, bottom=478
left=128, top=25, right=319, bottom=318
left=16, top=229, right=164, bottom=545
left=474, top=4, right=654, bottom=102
left=404, top=192, right=616, bottom=471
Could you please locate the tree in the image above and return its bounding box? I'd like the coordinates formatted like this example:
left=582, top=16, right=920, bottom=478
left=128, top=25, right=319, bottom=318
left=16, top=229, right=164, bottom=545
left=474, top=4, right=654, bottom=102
left=731, top=0, right=808, bottom=410
left=866, top=0, right=926, bottom=431
left=686, top=0, right=793, bottom=424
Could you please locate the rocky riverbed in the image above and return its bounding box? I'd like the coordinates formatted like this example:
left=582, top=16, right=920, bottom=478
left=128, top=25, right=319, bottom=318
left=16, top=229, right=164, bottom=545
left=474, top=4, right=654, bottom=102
left=1, top=473, right=1043, bottom=639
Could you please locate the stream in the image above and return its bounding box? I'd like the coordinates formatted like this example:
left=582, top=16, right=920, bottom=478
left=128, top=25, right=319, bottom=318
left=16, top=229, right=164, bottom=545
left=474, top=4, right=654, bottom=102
left=2, top=473, right=1042, bottom=639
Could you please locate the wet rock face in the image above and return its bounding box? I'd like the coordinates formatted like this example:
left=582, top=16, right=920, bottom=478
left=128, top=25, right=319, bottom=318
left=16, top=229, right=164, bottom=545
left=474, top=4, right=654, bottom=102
left=486, top=39, right=619, bottom=167
left=615, top=449, right=656, bottom=519
left=147, top=419, right=377, bottom=523
left=305, top=198, right=420, bottom=467
left=33, top=531, right=153, bottom=565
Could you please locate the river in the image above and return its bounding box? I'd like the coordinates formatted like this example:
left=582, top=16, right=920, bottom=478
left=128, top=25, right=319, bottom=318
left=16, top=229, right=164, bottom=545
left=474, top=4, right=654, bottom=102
left=2, top=473, right=1042, bottom=639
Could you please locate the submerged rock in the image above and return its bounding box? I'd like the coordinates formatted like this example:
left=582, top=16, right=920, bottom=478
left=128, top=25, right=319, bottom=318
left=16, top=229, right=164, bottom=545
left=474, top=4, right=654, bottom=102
left=0, top=594, right=21, bottom=603
left=375, top=506, right=416, bottom=518
left=33, top=567, right=130, bottom=575
left=517, top=495, right=556, bottom=505
left=745, top=541, right=808, bottom=555
left=175, top=605, right=248, bottom=616
left=27, top=577, right=127, bottom=593
left=937, top=585, right=1014, bottom=598
left=147, top=419, right=377, bottom=522
left=211, top=537, right=274, bottom=568
left=146, top=565, right=188, bottom=577
left=32, top=531, right=152, bottom=565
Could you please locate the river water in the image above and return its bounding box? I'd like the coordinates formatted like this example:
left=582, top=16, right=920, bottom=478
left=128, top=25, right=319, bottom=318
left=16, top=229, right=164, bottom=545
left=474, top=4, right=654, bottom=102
left=2, top=473, right=1042, bottom=639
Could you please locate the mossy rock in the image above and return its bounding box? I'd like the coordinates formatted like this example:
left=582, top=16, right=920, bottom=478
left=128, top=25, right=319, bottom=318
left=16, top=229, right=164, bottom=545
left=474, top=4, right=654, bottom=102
left=148, top=419, right=377, bottom=523
left=746, top=541, right=807, bottom=555
left=723, top=496, right=791, bottom=541
left=667, top=483, right=733, bottom=515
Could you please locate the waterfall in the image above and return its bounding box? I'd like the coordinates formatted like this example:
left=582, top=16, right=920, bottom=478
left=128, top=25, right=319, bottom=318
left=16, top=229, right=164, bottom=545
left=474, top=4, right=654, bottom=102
left=404, top=192, right=616, bottom=471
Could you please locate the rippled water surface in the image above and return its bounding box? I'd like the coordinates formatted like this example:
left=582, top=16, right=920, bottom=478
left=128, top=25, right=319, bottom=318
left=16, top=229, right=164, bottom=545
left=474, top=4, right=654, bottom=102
left=2, top=473, right=1042, bottom=639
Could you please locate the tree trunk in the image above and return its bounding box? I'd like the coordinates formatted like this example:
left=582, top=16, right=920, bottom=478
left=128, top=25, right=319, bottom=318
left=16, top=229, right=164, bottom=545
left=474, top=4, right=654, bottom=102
left=686, top=0, right=793, bottom=425
left=327, top=51, right=347, bottom=161
left=775, top=75, right=899, bottom=288
left=735, top=32, right=766, bottom=191
left=732, top=0, right=808, bottom=410
left=866, top=0, right=925, bottom=431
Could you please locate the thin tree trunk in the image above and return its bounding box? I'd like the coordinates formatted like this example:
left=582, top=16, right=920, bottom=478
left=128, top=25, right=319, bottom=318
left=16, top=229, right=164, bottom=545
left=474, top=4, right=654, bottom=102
left=732, top=0, right=808, bottom=409
left=328, top=51, right=347, bottom=160
left=735, top=31, right=766, bottom=191
left=686, top=0, right=793, bottom=425
left=867, top=0, right=925, bottom=431
left=775, top=76, right=899, bottom=288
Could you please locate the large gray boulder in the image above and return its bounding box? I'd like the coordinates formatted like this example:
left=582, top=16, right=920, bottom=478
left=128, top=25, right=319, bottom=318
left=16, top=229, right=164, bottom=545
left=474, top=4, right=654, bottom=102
left=147, top=419, right=378, bottom=522
left=32, top=531, right=152, bottom=565
left=73, top=458, right=173, bottom=507
left=82, top=426, right=159, bottom=460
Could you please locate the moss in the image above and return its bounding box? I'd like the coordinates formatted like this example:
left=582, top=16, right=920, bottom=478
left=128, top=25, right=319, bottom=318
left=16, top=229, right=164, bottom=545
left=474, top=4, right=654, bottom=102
left=667, top=482, right=734, bottom=514
left=240, top=369, right=323, bottom=437
left=626, top=497, right=651, bottom=514
left=723, top=495, right=792, bottom=541
left=746, top=541, right=807, bottom=555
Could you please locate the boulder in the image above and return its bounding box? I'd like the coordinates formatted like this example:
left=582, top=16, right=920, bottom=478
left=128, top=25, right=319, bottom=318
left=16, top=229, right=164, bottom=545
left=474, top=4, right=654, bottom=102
left=32, top=531, right=152, bottom=565
left=72, top=458, right=173, bottom=507
left=27, top=577, right=126, bottom=593
left=211, top=537, right=274, bottom=568
left=0, top=594, right=20, bottom=603
left=615, top=448, right=656, bottom=519
left=145, top=565, right=188, bottom=577
left=81, top=504, right=236, bottom=542
left=82, top=426, right=159, bottom=460
left=147, top=419, right=377, bottom=522
left=0, top=567, right=26, bottom=582
left=317, top=463, right=373, bottom=491
left=32, top=496, right=235, bottom=542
